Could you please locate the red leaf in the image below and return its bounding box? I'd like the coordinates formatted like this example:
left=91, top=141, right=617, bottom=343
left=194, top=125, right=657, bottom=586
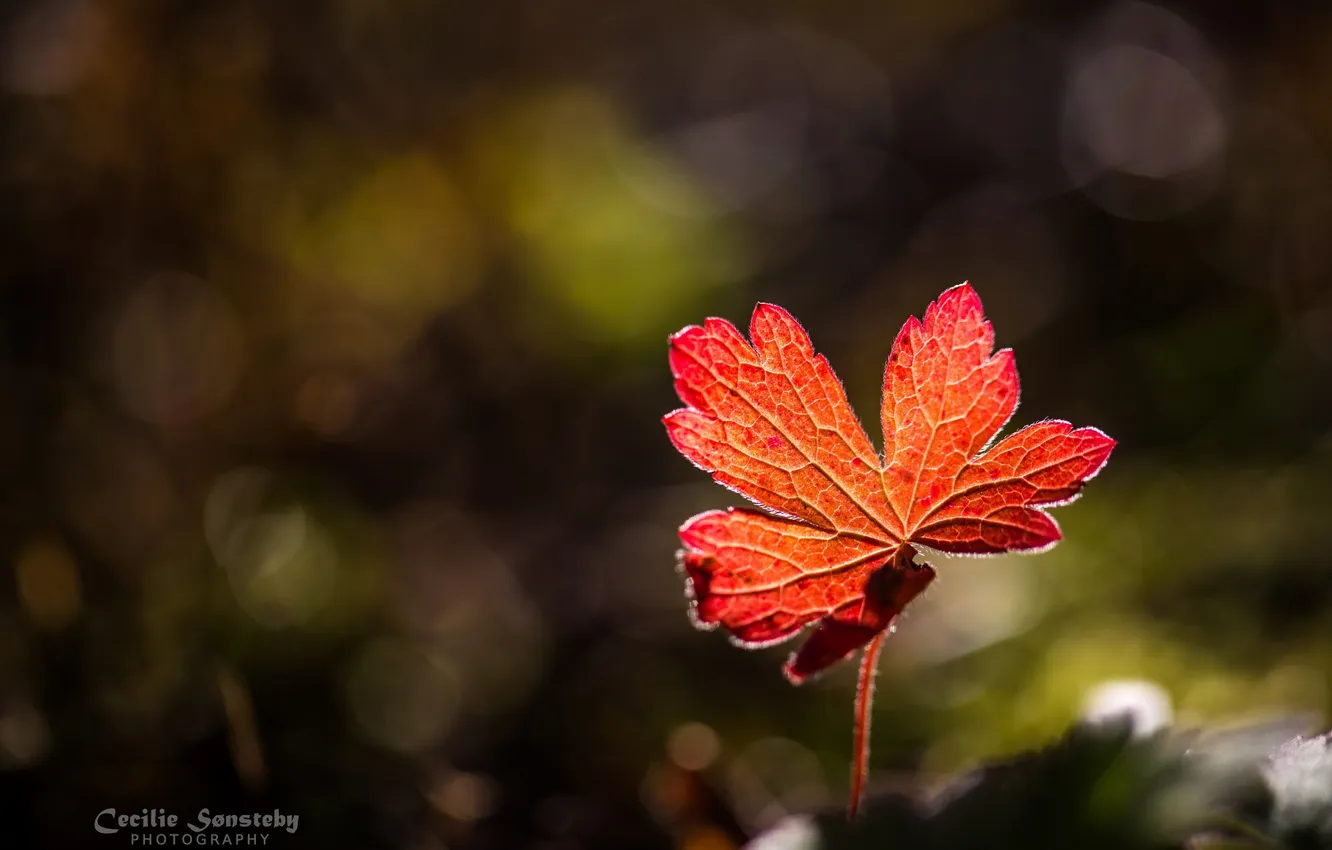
left=664, top=282, right=1115, bottom=817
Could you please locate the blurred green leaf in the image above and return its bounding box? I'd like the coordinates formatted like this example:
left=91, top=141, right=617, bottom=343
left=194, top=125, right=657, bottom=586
left=746, top=719, right=1331, bottom=850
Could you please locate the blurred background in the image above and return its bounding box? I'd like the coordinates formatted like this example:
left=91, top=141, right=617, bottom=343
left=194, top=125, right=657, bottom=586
left=0, top=0, right=1331, bottom=847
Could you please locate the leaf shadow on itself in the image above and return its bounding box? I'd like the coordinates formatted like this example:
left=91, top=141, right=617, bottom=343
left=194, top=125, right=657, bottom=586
left=746, top=716, right=1332, bottom=850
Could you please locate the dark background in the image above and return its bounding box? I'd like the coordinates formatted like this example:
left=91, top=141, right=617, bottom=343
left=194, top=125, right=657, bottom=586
left=1, top=0, right=1331, bottom=847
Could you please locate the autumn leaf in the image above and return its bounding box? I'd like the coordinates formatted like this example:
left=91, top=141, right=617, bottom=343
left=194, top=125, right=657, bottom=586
left=663, top=282, right=1115, bottom=817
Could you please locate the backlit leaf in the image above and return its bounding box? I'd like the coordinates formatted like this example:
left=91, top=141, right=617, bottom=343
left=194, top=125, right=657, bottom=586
left=664, top=282, right=1116, bottom=816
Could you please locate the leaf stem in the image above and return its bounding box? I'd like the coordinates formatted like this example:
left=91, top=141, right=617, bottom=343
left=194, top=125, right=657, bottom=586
left=849, top=629, right=886, bottom=820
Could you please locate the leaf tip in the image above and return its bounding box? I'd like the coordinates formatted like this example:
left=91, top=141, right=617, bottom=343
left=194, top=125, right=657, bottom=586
left=749, top=301, right=804, bottom=343
left=666, top=323, right=701, bottom=347
left=782, top=658, right=810, bottom=686
left=938, top=280, right=985, bottom=318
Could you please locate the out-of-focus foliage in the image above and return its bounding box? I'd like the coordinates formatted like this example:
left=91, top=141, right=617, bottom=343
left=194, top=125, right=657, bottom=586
left=748, top=716, right=1332, bottom=850
left=1, top=0, right=1332, bottom=848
